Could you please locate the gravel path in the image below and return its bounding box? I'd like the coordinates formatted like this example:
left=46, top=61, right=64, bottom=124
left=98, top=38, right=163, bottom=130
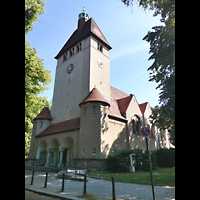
left=25, top=170, right=175, bottom=200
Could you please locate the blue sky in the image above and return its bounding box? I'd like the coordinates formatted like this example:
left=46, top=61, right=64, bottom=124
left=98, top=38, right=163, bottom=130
left=26, top=0, right=163, bottom=108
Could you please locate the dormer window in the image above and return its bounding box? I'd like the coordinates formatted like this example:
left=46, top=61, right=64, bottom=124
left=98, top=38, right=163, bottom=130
left=97, top=42, right=103, bottom=52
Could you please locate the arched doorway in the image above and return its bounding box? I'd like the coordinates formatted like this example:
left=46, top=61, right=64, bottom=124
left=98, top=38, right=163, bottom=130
left=49, top=138, right=59, bottom=167
left=61, top=136, right=74, bottom=167
left=38, top=140, right=47, bottom=166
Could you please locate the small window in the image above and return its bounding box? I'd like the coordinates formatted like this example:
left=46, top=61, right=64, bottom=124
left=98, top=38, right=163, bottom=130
left=69, top=48, right=74, bottom=57
left=92, top=148, right=96, bottom=156
left=76, top=43, right=82, bottom=53
left=97, top=42, right=103, bottom=52
left=79, top=43, right=82, bottom=50
left=40, top=122, right=43, bottom=128
left=83, top=107, right=86, bottom=115
left=63, top=52, right=68, bottom=61
left=76, top=44, right=80, bottom=52
left=93, top=106, right=96, bottom=114
left=82, top=148, right=85, bottom=156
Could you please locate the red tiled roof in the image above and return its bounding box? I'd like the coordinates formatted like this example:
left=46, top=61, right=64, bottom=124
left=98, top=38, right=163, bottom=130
left=117, top=95, right=133, bottom=116
left=108, top=86, right=129, bottom=119
left=139, top=102, right=148, bottom=115
left=110, top=86, right=129, bottom=100
left=55, top=18, right=112, bottom=59
left=34, top=107, right=52, bottom=120
left=36, top=117, right=80, bottom=138
left=79, top=87, right=110, bottom=107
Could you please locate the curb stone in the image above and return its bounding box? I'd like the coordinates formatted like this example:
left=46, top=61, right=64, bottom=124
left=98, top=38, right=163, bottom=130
left=25, top=187, right=85, bottom=200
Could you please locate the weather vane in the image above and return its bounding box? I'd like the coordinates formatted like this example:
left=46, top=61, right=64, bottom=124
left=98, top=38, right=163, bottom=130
left=83, top=6, right=85, bottom=12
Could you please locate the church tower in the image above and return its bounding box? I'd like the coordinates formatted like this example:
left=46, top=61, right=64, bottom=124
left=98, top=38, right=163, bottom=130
left=50, top=9, right=112, bottom=124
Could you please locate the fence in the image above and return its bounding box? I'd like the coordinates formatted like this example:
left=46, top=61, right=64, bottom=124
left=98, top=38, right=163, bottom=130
left=28, top=170, right=117, bottom=200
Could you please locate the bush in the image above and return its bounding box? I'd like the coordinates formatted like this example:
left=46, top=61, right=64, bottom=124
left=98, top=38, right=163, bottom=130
left=106, top=149, right=135, bottom=172
left=141, top=151, right=157, bottom=171
left=106, top=148, right=159, bottom=172
left=156, top=148, right=175, bottom=167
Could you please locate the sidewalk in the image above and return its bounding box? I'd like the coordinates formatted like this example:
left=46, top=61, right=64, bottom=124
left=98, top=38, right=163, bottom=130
left=25, top=170, right=175, bottom=200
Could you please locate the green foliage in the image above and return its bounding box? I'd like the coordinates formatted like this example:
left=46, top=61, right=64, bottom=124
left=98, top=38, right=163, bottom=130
left=25, top=41, right=52, bottom=97
left=25, top=0, right=46, bottom=34
left=121, top=0, right=175, bottom=142
left=106, top=149, right=135, bottom=172
left=141, top=151, right=157, bottom=171
left=156, top=148, right=175, bottom=167
left=106, top=149, right=158, bottom=172
left=25, top=0, right=52, bottom=157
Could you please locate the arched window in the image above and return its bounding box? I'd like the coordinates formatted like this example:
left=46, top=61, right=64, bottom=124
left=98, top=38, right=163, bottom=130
left=136, top=120, right=140, bottom=133
left=131, top=114, right=141, bottom=134
left=132, top=119, right=136, bottom=134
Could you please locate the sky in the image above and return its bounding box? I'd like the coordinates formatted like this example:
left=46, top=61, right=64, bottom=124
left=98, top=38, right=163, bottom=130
left=26, top=0, right=164, bottom=108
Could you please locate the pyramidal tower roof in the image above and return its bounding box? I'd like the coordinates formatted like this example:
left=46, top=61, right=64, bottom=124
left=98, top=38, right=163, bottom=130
left=55, top=11, right=112, bottom=59
left=34, top=107, right=52, bottom=120
left=79, top=87, right=110, bottom=107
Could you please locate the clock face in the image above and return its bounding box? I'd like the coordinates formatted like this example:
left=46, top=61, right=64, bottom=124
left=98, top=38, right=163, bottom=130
left=97, top=60, right=103, bottom=68
left=67, top=64, right=74, bottom=74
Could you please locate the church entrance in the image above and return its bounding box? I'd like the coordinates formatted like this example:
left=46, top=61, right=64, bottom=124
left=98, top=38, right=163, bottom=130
left=39, top=152, right=46, bottom=166
left=58, top=136, right=74, bottom=167
left=62, top=149, right=67, bottom=165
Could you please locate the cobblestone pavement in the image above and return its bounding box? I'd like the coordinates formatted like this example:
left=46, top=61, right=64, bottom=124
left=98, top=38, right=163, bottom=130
left=25, top=170, right=175, bottom=200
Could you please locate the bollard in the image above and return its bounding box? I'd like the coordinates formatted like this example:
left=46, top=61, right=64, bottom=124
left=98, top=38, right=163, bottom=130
left=112, top=176, right=116, bottom=200
left=30, top=170, right=35, bottom=185
left=61, top=173, right=65, bottom=192
left=44, top=172, right=48, bottom=188
left=83, top=174, right=87, bottom=195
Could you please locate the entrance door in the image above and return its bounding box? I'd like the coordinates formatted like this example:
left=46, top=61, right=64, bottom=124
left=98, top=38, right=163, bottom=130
left=39, top=152, right=46, bottom=166
left=62, top=149, right=67, bottom=165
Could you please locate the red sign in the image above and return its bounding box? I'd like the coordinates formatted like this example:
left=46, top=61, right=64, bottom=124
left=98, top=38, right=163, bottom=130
left=140, top=127, right=151, bottom=137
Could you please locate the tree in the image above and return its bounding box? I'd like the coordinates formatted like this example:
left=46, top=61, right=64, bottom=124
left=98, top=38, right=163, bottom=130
left=121, top=0, right=175, bottom=142
left=25, top=0, right=52, bottom=157
left=25, top=0, right=46, bottom=34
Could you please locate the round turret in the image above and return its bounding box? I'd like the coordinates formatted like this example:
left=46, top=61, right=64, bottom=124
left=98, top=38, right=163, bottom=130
left=78, top=7, right=89, bottom=30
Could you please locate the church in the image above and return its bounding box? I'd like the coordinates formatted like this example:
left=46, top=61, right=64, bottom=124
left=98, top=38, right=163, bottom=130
left=28, top=10, right=170, bottom=170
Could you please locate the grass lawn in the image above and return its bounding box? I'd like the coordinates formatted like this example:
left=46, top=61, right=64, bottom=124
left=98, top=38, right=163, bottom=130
left=91, top=167, right=175, bottom=187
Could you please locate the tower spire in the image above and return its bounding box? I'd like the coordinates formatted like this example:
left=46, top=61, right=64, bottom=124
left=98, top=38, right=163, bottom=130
left=78, top=8, right=89, bottom=30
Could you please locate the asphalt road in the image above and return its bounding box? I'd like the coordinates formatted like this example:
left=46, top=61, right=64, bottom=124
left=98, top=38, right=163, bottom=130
left=25, top=170, right=175, bottom=200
